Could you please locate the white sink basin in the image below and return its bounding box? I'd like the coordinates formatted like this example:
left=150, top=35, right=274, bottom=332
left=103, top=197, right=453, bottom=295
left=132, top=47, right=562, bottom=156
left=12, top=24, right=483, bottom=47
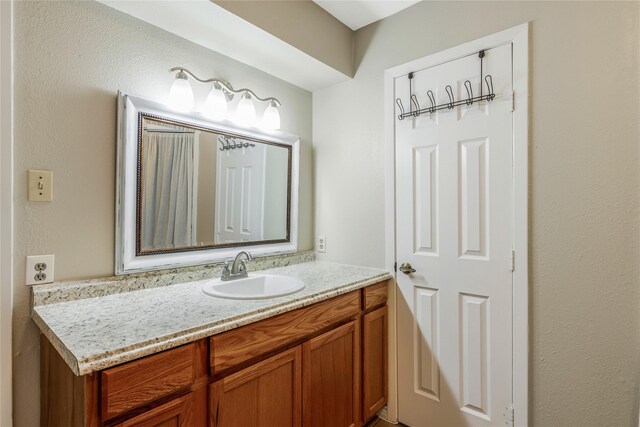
left=201, top=274, right=306, bottom=300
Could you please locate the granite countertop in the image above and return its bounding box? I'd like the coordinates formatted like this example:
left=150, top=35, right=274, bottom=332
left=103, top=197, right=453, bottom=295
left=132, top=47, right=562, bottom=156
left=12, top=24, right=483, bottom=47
left=32, top=261, right=392, bottom=376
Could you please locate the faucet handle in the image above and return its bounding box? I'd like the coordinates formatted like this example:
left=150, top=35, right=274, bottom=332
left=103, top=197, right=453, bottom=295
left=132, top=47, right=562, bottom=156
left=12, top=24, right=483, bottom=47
left=218, top=261, right=230, bottom=277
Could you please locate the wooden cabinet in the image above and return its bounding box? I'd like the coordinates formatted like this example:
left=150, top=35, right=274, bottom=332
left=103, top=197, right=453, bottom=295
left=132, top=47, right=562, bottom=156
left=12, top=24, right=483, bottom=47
left=41, top=281, right=389, bottom=427
left=114, top=393, right=195, bottom=427
left=101, top=343, right=198, bottom=420
left=362, top=306, right=388, bottom=422
left=210, top=347, right=302, bottom=427
left=302, top=321, right=359, bottom=427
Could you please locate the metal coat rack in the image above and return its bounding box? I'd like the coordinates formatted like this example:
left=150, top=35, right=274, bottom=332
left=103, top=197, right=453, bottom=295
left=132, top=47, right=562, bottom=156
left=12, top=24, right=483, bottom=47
left=217, top=135, right=255, bottom=151
left=395, top=50, right=496, bottom=120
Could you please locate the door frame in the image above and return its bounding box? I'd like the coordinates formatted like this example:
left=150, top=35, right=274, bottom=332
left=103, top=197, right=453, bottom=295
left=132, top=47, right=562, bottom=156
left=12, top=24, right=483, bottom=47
left=0, top=0, right=13, bottom=425
left=383, top=23, right=529, bottom=425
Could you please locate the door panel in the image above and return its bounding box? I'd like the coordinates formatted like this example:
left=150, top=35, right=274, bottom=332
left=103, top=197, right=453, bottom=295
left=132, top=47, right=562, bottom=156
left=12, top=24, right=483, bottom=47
left=458, top=137, right=487, bottom=258
left=459, top=293, right=489, bottom=419
left=413, top=144, right=438, bottom=255
left=396, top=44, right=513, bottom=426
left=414, top=287, right=439, bottom=401
left=302, top=321, right=359, bottom=427
left=210, top=347, right=301, bottom=427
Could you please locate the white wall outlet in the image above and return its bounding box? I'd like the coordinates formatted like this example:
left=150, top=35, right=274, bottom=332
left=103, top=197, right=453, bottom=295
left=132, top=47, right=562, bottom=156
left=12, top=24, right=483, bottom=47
left=25, top=254, right=54, bottom=285
left=28, top=170, right=53, bottom=202
left=318, top=235, right=326, bottom=253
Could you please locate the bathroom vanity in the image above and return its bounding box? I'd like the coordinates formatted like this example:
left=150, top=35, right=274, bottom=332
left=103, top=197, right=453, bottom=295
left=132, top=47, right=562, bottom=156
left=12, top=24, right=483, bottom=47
left=32, top=94, right=390, bottom=426
left=33, top=260, right=391, bottom=427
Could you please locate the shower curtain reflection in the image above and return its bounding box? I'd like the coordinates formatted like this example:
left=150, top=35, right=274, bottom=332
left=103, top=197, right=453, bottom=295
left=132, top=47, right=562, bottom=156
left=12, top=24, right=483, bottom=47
left=141, top=129, right=199, bottom=250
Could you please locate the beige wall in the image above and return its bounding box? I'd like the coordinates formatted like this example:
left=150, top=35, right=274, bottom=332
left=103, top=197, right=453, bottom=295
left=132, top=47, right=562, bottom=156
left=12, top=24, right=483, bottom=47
left=214, top=0, right=354, bottom=77
left=196, top=131, right=218, bottom=244
left=263, top=146, right=289, bottom=240
left=313, top=1, right=640, bottom=426
left=12, top=1, right=312, bottom=425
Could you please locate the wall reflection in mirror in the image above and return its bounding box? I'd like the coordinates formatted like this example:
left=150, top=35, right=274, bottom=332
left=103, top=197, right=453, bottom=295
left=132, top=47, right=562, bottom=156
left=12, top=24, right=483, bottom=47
left=138, top=115, right=290, bottom=254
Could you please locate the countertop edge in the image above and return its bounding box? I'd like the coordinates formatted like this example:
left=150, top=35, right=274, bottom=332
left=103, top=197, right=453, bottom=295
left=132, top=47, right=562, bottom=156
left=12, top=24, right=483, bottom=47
left=45, top=271, right=393, bottom=376
left=32, top=310, right=82, bottom=376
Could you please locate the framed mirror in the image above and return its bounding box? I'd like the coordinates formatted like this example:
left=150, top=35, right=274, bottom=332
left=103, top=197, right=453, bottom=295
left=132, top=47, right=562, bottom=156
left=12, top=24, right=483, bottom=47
left=116, top=93, right=299, bottom=274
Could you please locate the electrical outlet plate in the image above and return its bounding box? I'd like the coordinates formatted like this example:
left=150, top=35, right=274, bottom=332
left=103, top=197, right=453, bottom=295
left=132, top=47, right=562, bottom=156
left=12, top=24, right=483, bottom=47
left=25, top=254, right=54, bottom=285
left=318, top=235, right=326, bottom=253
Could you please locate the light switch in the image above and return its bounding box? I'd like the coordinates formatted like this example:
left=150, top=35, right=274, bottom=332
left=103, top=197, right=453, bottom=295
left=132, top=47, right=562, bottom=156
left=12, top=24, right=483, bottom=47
left=28, top=170, right=53, bottom=202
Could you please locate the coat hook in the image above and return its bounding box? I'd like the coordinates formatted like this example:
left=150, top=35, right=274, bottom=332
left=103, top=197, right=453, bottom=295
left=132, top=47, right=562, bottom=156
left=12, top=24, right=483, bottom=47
left=395, top=98, right=405, bottom=120
left=410, top=94, right=420, bottom=117
left=464, top=80, right=473, bottom=105
left=426, top=90, right=436, bottom=113
left=484, top=75, right=495, bottom=100
left=445, top=85, right=455, bottom=109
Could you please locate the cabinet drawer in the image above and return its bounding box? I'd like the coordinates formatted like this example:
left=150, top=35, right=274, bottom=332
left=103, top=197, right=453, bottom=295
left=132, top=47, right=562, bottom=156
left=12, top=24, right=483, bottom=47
left=115, top=392, right=194, bottom=427
left=101, top=343, right=197, bottom=420
left=363, top=281, right=388, bottom=311
left=211, top=291, right=359, bottom=373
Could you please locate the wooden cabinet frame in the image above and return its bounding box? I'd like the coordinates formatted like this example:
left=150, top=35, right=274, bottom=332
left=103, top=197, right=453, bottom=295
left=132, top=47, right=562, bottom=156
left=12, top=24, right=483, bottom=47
left=362, top=306, right=388, bottom=421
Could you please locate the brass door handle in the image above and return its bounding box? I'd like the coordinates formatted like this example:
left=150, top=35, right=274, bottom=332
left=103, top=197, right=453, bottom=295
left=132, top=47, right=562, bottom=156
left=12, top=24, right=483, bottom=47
left=399, top=262, right=416, bottom=274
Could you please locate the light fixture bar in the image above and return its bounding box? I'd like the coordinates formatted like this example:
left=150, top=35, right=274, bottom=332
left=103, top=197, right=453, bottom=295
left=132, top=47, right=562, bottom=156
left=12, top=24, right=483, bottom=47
left=169, top=67, right=281, bottom=106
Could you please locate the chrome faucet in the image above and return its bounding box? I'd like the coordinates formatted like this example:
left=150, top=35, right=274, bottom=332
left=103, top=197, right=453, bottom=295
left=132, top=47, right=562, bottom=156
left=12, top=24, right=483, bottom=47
left=220, top=251, right=253, bottom=281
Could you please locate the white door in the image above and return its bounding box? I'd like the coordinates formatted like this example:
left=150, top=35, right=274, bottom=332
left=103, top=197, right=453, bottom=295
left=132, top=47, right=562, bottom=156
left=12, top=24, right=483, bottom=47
left=396, top=44, right=513, bottom=426
left=215, top=143, right=266, bottom=243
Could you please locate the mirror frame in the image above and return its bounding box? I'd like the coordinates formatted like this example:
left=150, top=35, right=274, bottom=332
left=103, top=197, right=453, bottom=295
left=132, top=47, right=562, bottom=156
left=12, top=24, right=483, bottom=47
left=115, top=92, right=300, bottom=274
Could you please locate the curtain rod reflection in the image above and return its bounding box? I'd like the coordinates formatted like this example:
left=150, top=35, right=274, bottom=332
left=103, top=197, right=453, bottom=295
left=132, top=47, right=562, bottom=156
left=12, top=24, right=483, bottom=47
left=144, top=127, right=195, bottom=134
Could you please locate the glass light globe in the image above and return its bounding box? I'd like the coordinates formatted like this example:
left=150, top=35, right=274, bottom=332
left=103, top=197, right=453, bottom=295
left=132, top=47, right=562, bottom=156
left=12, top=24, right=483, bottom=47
left=235, top=92, right=256, bottom=126
left=203, top=84, right=228, bottom=120
left=261, top=101, right=281, bottom=130
left=168, top=71, right=194, bottom=112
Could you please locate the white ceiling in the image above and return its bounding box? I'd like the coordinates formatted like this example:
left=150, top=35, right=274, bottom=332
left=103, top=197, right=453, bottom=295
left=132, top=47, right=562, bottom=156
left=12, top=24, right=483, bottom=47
left=313, top=0, right=420, bottom=31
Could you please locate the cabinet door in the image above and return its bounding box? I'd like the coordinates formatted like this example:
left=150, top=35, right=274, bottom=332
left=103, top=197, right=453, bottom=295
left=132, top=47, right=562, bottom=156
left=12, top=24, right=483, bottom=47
left=362, top=306, right=388, bottom=422
left=210, top=346, right=302, bottom=427
left=302, top=320, right=359, bottom=427
left=115, top=392, right=194, bottom=427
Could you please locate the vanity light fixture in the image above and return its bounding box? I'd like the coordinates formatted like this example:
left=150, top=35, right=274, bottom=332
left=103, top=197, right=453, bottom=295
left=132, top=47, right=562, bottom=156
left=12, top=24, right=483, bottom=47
left=168, top=67, right=282, bottom=130
left=261, top=100, right=281, bottom=130
left=235, top=92, right=257, bottom=126
left=168, top=70, right=195, bottom=112
left=203, top=83, right=228, bottom=120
